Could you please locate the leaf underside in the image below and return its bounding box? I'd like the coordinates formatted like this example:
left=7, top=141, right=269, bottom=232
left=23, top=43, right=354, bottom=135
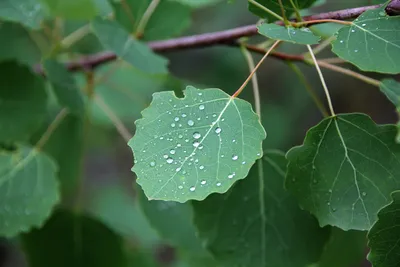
left=257, top=23, right=320, bottom=44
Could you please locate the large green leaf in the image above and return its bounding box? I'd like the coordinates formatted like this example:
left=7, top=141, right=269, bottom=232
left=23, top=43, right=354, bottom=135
left=0, top=0, right=47, bottom=29
left=193, top=151, right=329, bottom=267
left=0, top=22, right=41, bottom=65
left=257, top=23, right=320, bottom=44
left=0, top=61, right=47, bottom=143
left=40, top=0, right=97, bottom=19
left=128, top=86, right=266, bottom=202
left=249, top=0, right=317, bottom=21
left=91, top=18, right=168, bottom=74
left=331, top=5, right=400, bottom=74
left=43, top=60, right=85, bottom=115
left=367, top=191, right=400, bottom=267
left=316, top=228, right=366, bottom=267
left=0, top=145, right=59, bottom=237
left=21, top=209, right=127, bottom=267
left=286, top=113, right=400, bottom=231
left=113, top=0, right=191, bottom=41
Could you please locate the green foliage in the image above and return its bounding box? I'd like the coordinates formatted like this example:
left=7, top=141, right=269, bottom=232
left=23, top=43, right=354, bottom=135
left=331, top=5, right=400, bottom=74
left=1, top=0, right=400, bottom=266
left=129, top=86, right=266, bottom=202
left=257, top=23, right=320, bottom=44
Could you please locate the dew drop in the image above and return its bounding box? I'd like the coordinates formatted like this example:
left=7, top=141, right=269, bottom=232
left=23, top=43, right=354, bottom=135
left=190, top=186, right=196, bottom=192
left=181, top=113, right=187, bottom=118
left=174, top=117, right=180, bottom=122
left=160, top=137, right=164, bottom=140
left=362, top=23, right=366, bottom=27
left=327, top=202, right=331, bottom=206
left=163, top=154, right=168, bottom=159
left=232, top=155, right=238, bottom=160
left=362, top=192, right=367, bottom=197
left=176, top=167, right=181, bottom=172
left=340, top=40, right=344, bottom=43
left=188, top=120, right=194, bottom=126
left=150, top=161, right=156, bottom=167
left=354, top=49, right=358, bottom=53
left=212, top=114, right=217, bottom=118
left=351, top=29, right=355, bottom=33
left=171, top=123, right=176, bottom=127
left=177, top=143, right=181, bottom=147
left=170, top=149, right=176, bottom=155
left=216, top=182, right=222, bottom=187
left=199, top=165, right=205, bottom=170
left=193, top=141, right=200, bottom=148
left=178, top=134, right=183, bottom=139
left=228, top=173, right=235, bottom=179
left=198, top=92, right=203, bottom=96
left=198, top=144, right=204, bottom=150
left=199, top=104, right=205, bottom=110
left=193, top=132, right=201, bottom=139
left=328, top=189, right=332, bottom=193
left=201, top=180, right=207, bottom=185
left=242, top=161, right=246, bottom=165
left=166, top=158, right=174, bottom=164
left=215, top=127, right=222, bottom=134
left=178, top=185, right=183, bottom=189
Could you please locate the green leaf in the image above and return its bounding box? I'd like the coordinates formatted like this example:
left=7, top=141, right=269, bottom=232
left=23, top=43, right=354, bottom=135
left=21, top=209, right=127, bottom=267
left=40, top=0, right=97, bottom=19
left=0, top=61, right=47, bottom=143
left=43, top=60, right=85, bottom=115
left=172, top=0, right=222, bottom=8
left=286, top=113, right=400, bottom=231
left=249, top=0, right=317, bottom=21
left=367, top=191, right=400, bottom=267
left=257, top=23, right=320, bottom=44
left=380, top=79, right=400, bottom=107
left=0, top=22, right=41, bottom=65
left=331, top=6, right=400, bottom=74
left=128, top=86, right=266, bottom=202
left=0, top=0, right=47, bottom=29
left=317, top=228, right=366, bottom=267
left=113, top=0, right=191, bottom=41
left=0, top=145, right=59, bottom=237
left=91, top=18, right=168, bottom=74
left=193, top=151, right=329, bottom=267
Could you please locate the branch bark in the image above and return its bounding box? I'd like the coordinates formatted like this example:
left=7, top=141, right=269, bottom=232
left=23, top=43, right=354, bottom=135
left=34, top=3, right=383, bottom=74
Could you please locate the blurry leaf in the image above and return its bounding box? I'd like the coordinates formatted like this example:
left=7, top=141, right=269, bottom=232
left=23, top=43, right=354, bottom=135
left=331, top=5, right=400, bottom=74
left=31, top=114, right=84, bottom=197
left=310, top=23, right=344, bottom=39
left=380, top=79, right=400, bottom=107
left=0, top=145, right=59, bottom=237
left=93, top=0, right=112, bottom=15
left=89, top=185, right=160, bottom=247
left=171, top=0, right=222, bottom=8
left=193, top=151, right=329, bottom=267
left=286, top=113, right=400, bottom=231
left=74, top=62, right=168, bottom=126
left=113, top=0, right=191, bottom=40
left=249, top=0, right=317, bottom=21
left=129, top=86, right=266, bottom=202
left=0, top=0, right=47, bottom=29
left=258, top=23, right=320, bottom=44
left=91, top=18, right=169, bottom=74
left=0, top=61, right=47, bottom=143
left=63, top=21, right=104, bottom=54
left=0, top=22, right=41, bottom=65
left=43, top=60, right=85, bottom=115
left=22, top=209, right=127, bottom=267
left=367, top=191, right=400, bottom=267
left=317, top=228, right=366, bottom=267
left=40, top=0, right=97, bottom=19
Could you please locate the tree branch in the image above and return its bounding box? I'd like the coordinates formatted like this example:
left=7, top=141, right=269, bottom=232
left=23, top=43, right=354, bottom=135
left=34, top=3, right=383, bottom=74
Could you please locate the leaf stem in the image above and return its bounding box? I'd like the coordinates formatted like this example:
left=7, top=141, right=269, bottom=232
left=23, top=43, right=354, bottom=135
left=306, top=45, right=335, bottom=116
left=61, top=24, right=91, bottom=49
left=287, top=62, right=328, bottom=117
left=135, top=0, right=161, bottom=38
left=35, top=108, right=69, bottom=151
left=240, top=45, right=262, bottom=117
left=248, top=0, right=285, bottom=22
left=277, top=0, right=290, bottom=25
left=233, top=40, right=280, bottom=98
left=94, top=94, right=133, bottom=142
left=289, top=0, right=303, bottom=22
left=293, top=19, right=352, bottom=27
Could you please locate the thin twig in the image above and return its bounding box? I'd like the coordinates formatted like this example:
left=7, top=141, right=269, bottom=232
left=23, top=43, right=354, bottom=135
left=61, top=24, right=91, bottom=49
left=135, top=0, right=161, bottom=38
left=277, top=0, right=289, bottom=24
left=233, top=40, right=281, bottom=98
left=248, top=0, right=285, bottom=21
left=94, top=94, right=133, bottom=142
left=306, top=45, right=335, bottom=116
left=35, top=108, right=69, bottom=150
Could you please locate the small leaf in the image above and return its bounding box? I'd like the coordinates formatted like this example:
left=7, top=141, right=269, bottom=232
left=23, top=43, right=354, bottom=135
left=331, top=6, right=400, bottom=74
left=193, top=151, right=329, bottom=267
left=249, top=0, right=317, bottom=21
left=286, top=113, right=400, bottom=231
left=43, top=60, right=85, bottom=115
left=91, top=18, right=169, bottom=74
left=367, top=191, right=400, bottom=267
left=0, top=61, right=47, bottom=143
left=40, top=0, right=97, bottom=19
left=21, top=209, right=127, bottom=267
left=0, top=145, right=59, bottom=237
left=258, top=23, right=320, bottom=44
left=0, top=0, right=47, bottom=29
left=128, top=86, right=266, bottom=202
left=0, top=22, right=41, bottom=65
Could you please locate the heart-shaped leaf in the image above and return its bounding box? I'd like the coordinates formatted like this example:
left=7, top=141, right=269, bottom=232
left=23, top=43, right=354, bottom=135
left=128, top=86, right=266, bottom=202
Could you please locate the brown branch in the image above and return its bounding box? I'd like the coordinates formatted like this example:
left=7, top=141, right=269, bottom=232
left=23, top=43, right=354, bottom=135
left=34, top=3, right=383, bottom=74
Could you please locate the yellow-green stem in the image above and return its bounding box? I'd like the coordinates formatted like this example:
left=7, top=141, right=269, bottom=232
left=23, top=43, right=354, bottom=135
left=248, top=0, right=285, bottom=22
left=135, top=0, right=161, bottom=38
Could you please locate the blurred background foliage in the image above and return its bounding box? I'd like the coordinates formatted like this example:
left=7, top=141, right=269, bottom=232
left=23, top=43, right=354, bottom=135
left=0, top=0, right=398, bottom=266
